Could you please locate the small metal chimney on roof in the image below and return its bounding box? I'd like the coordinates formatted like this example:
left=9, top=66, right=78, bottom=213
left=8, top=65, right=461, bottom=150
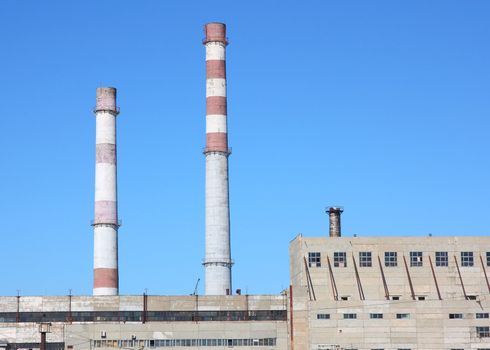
left=326, top=207, right=343, bottom=237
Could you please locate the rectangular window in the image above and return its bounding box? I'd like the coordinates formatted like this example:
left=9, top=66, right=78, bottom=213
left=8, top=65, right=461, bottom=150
left=334, top=252, right=347, bottom=267
left=343, top=313, right=357, bottom=319
left=477, top=313, right=489, bottom=319
left=308, top=252, right=321, bottom=267
left=370, top=313, right=383, bottom=319
left=390, top=295, right=400, bottom=300
left=359, top=251, right=372, bottom=267
left=449, top=313, right=463, bottom=319
left=487, top=252, right=490, bottom=267
left=435, top=251, right=448, bottom=267
left=396, top=313, right=410, bottom=319
left=385, top=251, right=397, bottom=267
left=410, top=251, right=423, bottom=267
left=461, top=251, right=474, bottom=267
left=477, top=326, right=490, bottom=338
left=317, top=313, right=330, bottom=319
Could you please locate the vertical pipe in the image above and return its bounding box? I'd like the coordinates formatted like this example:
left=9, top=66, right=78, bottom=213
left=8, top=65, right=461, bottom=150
left=93, top=87, right=120, bottom=296
left=289, top=285, right=294, bottom=350
left=142, top=293, right=148, bottom=324
left=326, top=207, right=343, bottom=237
left=68, top=291, right=73, bottom=324
left=202, top=23, right=233, bottom=295
left=16, top=294, right=19, bottom=323
left=40, top=332, right=46, bottom=350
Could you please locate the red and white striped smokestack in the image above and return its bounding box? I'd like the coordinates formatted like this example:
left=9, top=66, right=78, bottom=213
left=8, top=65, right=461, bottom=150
left=203, top=23, right=233, bottom=295
left=92, top=87, right=119, bottom=296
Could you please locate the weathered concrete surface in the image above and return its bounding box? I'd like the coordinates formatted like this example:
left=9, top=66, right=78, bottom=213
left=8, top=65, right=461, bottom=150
left=290, top=235, right=490, bottom=349
left=93, top=87, right=119, bottom=296
left=203, top=22, right=232, bottom=296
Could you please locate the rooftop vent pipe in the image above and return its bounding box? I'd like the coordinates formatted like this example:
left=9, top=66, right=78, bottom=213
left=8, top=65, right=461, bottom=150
left=326, top=207, right=343, bottom=237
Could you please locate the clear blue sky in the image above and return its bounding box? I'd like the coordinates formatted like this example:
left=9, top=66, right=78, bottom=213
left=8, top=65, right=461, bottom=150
left=1, top=0, right=489, bottom=296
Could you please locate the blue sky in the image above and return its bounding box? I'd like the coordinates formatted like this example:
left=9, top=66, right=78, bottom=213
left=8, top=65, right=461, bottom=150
left=0, top=0, right=489, bottom=296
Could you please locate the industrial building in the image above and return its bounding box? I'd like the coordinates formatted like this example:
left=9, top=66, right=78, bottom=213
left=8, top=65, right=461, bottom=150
left=290, top=215, right=490, bottom=349
left=1, top=22, right=489, bottom=350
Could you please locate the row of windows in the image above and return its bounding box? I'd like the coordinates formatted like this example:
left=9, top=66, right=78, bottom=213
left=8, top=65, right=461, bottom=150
left=4, top=343, right=65, bottom=350
left=308, top=251, right=490, bottom=268
left=0, top=310, right=287, bottom=323
left=449, top=312, right=489, bottom=319
left=317, top=312, right=489, bottom=320
left=92, top=338, right=277, bottom=348
left=317, top=313, right=410, bottom=320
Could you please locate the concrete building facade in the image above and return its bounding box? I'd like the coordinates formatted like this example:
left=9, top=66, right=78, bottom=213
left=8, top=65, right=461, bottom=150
left=0, top=295, right=288, bottom=350
left=289, top=235, right=490, bottom=350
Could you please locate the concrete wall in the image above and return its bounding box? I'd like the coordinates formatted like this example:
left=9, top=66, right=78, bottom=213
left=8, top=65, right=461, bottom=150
left=289, top=235, right=490, bottom=350
left=0, top=295, right=288, bottom=349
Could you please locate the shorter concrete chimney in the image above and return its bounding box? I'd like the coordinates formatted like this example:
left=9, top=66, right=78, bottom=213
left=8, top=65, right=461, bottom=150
left=326, top=207, right=343, bottom=237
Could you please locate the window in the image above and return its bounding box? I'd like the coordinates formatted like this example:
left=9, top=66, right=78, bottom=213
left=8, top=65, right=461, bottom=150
left=343, top=313, right=357, bottom=319
left=449, top=313, right=463, bottom=319
left=317, top=313, right=330, bottom=319
left=487, top=252, right=490, bottom=267
left=410, top=251, right=423, bottom=267
left=417, top=296, right=426, bottom=301
left=467, top=295, right=478, bottom=300
left=359, top=252, right=372, bottom=267
left=370, top=313, right=383, bottom=319
left=477, top=326, right=490, bottom=338
left=477, top=313, right=489, bottom=319
left=308, top=252, right=321, bottom=267
left=340, top=296, right=350, bottom=301
left=390, top=296, right=400, bottom=301
left=385, top=251, right=397, bottom=267
left=396, top=313, right=410, bottom=319
left=334, top=252, right=347, bottom=267
left=461, top=251, right=474, bottom=267
left=435, top=251, right=448, bottom=267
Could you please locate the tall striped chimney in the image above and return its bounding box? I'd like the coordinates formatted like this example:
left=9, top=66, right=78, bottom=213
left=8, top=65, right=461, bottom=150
left=93, top=87, right=119, bottom=296
left=203, top=23, right=233, bottom=295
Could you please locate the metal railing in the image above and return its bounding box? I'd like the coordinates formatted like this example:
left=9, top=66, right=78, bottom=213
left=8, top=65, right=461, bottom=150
left=90, top=219, right=122, bottom=227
